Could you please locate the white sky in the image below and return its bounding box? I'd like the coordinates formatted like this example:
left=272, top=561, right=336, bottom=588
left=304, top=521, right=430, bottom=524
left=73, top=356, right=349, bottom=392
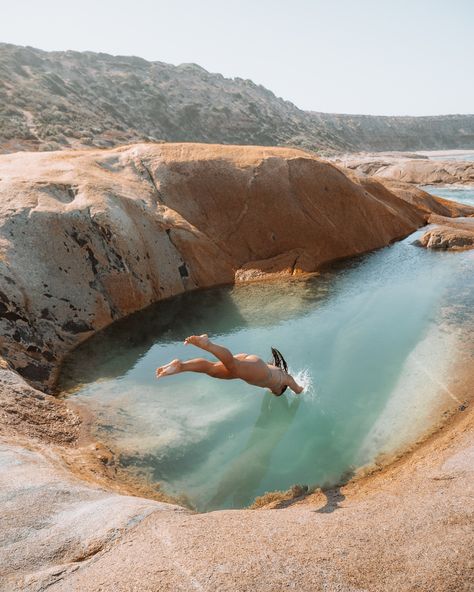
left=1, top=0, right=473, bottom=116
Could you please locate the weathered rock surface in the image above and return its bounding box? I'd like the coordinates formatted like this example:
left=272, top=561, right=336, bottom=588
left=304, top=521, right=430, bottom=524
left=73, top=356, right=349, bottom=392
left=0, top=365, right=80, bottom=444
left=0, top=141, right=473, bottom=592
left=0, top=144, right=474, bottom=592
left=1, top=382, right=472, bottom=592
left=337, top=153, right=474, bottom=185
left=0, top=436, right=186, bottom=592
left=418, top=215, right=474, bottom=250
left=0, top=142, right=451, bottom=390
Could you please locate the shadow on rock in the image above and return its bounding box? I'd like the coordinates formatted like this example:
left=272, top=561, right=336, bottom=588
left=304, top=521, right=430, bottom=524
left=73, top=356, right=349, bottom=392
left=314, top=469, right=355, bottom=513
left=315, top=486, right=346, bottom=513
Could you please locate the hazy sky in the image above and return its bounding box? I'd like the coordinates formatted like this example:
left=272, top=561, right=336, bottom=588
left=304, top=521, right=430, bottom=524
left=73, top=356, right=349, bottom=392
left=1, top=0, right=473, bottom=116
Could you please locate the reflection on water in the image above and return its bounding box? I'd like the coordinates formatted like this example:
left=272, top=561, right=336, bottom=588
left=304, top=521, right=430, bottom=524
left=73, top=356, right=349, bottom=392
left=208, top=393, right=300, bottom=509
left=60, top=279, right=332, bottom=390
left=59, top=229, right=474, bottom=511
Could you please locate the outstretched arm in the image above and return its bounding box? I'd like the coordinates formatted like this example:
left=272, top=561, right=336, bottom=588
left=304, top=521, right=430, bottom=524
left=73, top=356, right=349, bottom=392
left=285, top=374, right=304, bottom=394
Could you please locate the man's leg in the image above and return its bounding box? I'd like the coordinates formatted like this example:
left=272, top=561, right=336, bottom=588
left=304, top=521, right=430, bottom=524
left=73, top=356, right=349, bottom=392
left=184, top=335, right=236, bottom=371
left=156, top=357, right=229, bottom=379
left=180, top=358, right=221, bottom=374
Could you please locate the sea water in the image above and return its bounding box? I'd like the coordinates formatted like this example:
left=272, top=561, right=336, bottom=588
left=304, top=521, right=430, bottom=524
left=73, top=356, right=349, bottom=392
left=418, top=151, right=474, bottom=162
left=60, top=222, right=474, bottom=511
left=422, top=185, right=474, bottom=207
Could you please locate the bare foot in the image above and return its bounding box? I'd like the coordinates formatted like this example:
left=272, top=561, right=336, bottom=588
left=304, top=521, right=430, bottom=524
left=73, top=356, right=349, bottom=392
left=184, top=334, right=210, bottom=348
left=155, top=359, right=182, bottom=379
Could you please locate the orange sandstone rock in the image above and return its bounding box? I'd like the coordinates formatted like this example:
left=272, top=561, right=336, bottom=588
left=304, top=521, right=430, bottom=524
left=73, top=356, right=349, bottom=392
left=0, top=142, right=462, bottom=390
left=418, top=215, right=474, bottom=250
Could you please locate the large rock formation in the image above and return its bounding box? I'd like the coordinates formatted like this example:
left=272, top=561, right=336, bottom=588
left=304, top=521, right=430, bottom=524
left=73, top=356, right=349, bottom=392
left=1, top=364, right=473, bottom=592
left=0, top=142, right=473, bottom=592
left=0, top=434, right=185, bottom=591
left=1, top=43, right=474, bottom=155
left=2, top=142, right=457, bottom=390
left=337, top=153, right=474, bottom=185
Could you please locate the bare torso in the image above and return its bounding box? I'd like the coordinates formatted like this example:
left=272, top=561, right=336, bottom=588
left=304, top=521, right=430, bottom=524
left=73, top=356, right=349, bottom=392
left=225, top=354, right=287, bottom=394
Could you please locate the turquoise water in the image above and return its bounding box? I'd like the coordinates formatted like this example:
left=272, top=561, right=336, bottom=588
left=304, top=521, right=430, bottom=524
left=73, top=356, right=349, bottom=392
left=422, top=185, right=474, bottom=207
left=60, top=229, right=474, bottom=511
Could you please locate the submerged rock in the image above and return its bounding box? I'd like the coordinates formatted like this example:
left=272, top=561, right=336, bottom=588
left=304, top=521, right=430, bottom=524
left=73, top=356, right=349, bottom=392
left=0, top=142, right=451, bottom=390
left=418, top=216, right=474, bottom=251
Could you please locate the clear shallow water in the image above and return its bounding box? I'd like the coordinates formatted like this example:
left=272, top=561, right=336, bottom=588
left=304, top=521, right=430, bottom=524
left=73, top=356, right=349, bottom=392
left=60, top=232, right=474, bottom=511
left=421, top=185, right=474, bottom=207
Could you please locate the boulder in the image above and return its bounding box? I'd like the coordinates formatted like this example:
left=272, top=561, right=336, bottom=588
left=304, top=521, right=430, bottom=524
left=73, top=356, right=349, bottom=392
left=418, top=215, right=474, bottom=250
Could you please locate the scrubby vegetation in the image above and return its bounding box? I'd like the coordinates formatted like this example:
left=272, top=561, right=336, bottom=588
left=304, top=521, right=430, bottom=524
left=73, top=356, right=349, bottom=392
left=250, top=484, right=313, bottom=509
left=1, top=43, right=473, bottom=154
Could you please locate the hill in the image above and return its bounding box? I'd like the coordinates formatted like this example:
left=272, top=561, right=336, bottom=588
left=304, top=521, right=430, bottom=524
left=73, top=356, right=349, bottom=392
left=1, top=43, right=473, bottom=154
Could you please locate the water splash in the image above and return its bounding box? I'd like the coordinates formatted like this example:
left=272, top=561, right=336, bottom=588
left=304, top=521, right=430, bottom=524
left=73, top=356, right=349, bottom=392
left=291, top=367, right=317, bottom=401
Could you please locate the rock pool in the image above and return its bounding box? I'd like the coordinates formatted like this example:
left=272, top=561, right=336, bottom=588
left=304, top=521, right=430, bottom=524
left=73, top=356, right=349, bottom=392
left=423, top=185, right=474, bottom=207
left=59, top=201, right=474, bottom=511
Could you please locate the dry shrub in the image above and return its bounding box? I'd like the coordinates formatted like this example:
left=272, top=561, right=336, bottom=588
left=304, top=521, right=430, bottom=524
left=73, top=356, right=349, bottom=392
left=250, top=484, right=312, bottom=509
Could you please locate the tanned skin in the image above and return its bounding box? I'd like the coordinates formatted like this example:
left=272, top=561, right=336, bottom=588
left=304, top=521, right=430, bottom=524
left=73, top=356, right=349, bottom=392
left=156, top=334, right=303, bottom=395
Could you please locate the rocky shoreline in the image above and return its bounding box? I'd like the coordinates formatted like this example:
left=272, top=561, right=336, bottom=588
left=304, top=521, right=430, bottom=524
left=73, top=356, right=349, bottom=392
left=334, top=152, right=474, bottom=185
left=3, top=142, right=463, bottom=391
left=1, top=143, right=473, bottom=591
left=2, top=362, right=472, bottom=591
left=417, top=215, right=474, bottom=250
left=335, top=152, right=474, bottom=251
